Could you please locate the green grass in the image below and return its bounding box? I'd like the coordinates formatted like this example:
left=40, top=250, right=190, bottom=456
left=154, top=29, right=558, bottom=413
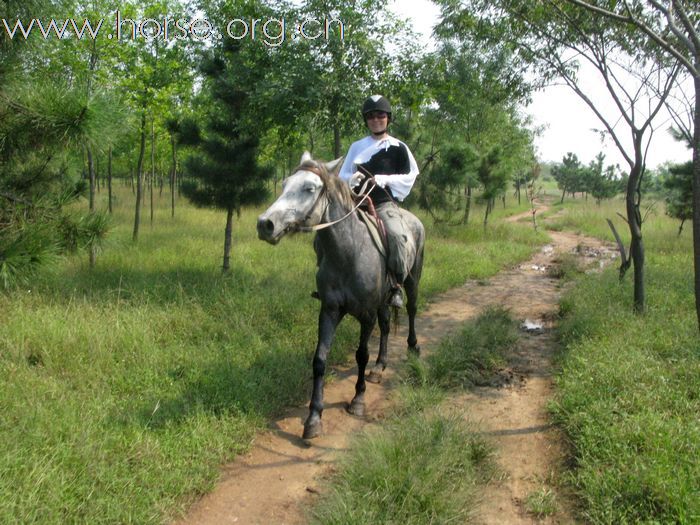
left=427, top=305, right=519, bottom=388
left=311, top=308, right=520, bottom=524
left=310, top=395, right=495, bottom=525
left=0, top=183, right=547, bottom=524
left=525, top=487, right=558, bottom=518
left=549, top=198, right=700, bottom=523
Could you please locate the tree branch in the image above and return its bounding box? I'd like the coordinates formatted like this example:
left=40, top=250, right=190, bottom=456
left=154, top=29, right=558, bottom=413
left=564, top=0, right=698, bottom=76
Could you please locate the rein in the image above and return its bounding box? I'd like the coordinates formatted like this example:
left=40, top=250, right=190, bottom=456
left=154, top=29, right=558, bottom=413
left=296, top=167, right=376, bottom=232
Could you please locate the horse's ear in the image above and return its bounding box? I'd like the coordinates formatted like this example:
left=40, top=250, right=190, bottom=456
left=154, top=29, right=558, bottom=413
left=325, top=157, right=344, bottom=175
left=300, top=151, right=312, bottom=163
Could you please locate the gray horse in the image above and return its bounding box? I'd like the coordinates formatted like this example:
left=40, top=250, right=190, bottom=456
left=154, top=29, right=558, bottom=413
left=257, top=152, right=425, bottom=439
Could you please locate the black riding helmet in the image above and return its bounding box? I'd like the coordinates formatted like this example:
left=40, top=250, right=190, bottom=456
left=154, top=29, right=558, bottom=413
left=362, top=95, right=392, bottom=122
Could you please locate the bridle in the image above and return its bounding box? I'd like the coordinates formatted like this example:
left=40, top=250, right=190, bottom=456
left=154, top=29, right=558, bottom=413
left=291, top=165, right=376, bottom=233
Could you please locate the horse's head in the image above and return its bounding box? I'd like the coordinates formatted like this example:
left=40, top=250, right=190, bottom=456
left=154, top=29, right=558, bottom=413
left=257, top=152, right=344, bottom=244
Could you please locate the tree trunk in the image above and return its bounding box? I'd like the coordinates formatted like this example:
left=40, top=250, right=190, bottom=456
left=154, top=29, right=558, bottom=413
left=627, top=136, right=645, bottom=314
left=132, top=110, right=147, bottom=242
left=483, top=199, right=491, bottom=228
left=693, top=73, right=700, bottom=330
left=170, top=133, right=177, bottom=218
left=150, top=118, right=155, bottom=226
left=560, top=188, right=565, bottom=204
left=107, top=146, right=113, bottom=214
left=462, top=184, right=472, bottom=225
left=87, top=146, right=95, bottom=212
left=222, top=206, right=234, bottom=272
left=86, top=146, right=96, bottom=267
left=333, top=124, right=341, bottom=159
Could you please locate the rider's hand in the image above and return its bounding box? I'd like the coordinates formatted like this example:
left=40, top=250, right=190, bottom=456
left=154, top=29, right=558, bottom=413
left=349, top=171, right=366, bottom=189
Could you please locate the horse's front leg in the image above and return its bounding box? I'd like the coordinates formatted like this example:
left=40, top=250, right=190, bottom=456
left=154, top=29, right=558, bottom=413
left=347, top=316, right=376, bottom=416
left=304, top=307, right=344, bottom=439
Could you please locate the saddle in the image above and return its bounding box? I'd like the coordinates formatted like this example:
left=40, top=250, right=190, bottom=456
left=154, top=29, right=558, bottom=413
left=357, top=207, right=387, bottom=258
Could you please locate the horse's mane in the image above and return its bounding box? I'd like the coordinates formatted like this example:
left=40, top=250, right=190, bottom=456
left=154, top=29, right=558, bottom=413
left=296, top=160, right=355, bottom=211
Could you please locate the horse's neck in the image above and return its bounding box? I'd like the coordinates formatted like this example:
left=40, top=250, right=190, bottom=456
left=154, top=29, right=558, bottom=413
left=316, top=197, right=364, bottom=264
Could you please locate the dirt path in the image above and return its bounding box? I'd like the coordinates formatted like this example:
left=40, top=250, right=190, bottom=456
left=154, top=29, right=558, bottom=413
left=175, top=219, right=616, bottom=525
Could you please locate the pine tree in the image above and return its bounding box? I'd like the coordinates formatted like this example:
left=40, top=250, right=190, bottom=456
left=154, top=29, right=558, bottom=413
left=181, top=40, right=271, bottom=272
left=663, top=161, right=693, bottom=235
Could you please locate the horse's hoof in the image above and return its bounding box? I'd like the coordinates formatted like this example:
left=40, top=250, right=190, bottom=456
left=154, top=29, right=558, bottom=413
left=347, top=400, right=365, bottom=417
left=366, top=370, right=382, bottom=384
left=408, top=345, right=421, bottom=356
left=303, top=419, right=322, bottom=439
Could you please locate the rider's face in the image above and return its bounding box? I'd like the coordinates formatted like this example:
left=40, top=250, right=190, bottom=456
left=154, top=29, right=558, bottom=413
left=365, top=111, right=388, bottom=134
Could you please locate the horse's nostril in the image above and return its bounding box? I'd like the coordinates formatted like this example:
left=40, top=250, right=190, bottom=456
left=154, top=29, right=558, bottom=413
left=257, top=217, right=275, bottom=238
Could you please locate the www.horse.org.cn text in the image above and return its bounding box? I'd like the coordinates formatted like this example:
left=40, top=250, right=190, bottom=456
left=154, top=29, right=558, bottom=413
left=1, top=12, right=346, bottom=46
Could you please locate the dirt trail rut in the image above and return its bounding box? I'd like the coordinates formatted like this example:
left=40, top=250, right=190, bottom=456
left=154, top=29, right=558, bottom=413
left=176, top=216, right=616, bottom=525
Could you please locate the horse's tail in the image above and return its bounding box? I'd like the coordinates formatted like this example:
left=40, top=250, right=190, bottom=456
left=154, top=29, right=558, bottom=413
left=392, top=304, right=400, bottom=335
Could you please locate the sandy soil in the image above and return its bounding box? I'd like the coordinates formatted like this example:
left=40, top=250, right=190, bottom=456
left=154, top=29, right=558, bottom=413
left=174, top=210, right=617, bottom=525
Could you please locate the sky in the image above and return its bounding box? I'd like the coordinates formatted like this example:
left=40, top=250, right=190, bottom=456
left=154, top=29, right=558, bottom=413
left=388, top=0, right=693, bottom=170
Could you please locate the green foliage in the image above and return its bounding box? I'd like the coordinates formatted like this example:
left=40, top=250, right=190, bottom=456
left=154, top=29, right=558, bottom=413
left=417, top=142, right=479, bottom=223
left=587, top=153, right=622, bottom=203
left=551, top=152, right=583, bottom=200
left=181, top=38, right=271, bottom=213
left=661, top=160, right=692, bottom=232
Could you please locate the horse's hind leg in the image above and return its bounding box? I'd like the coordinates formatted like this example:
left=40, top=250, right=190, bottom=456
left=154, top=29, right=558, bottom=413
left=304, top=307, right=343, bottom=439
left=367, top=305, right=390, bottom=384
left=405, top=274, right=420, bottom=355
left=348, top=317, right=375, bottom=417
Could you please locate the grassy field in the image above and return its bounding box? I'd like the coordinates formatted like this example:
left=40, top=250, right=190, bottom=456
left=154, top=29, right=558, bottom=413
left=546, top=195, right=700, bottom=523
left=0, top=184, right=546, bottom=524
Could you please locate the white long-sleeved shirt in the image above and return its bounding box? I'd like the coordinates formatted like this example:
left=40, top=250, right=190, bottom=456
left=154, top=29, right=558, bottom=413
left=338, top=135, right=419, bottom=202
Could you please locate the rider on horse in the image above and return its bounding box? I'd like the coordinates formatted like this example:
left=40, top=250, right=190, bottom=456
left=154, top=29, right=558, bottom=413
left=338, top=94, right=420, bottom=308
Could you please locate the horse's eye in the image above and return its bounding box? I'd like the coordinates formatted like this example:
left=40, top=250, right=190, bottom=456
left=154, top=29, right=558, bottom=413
left=305, top=186, right=317, bottom=193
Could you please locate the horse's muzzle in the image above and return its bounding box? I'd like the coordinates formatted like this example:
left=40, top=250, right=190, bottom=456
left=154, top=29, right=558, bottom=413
left=257, top=216, right=280, bottom=244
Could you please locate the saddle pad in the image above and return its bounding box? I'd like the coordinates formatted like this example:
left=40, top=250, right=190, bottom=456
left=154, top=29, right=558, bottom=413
left=357, top=208, right=387, bottom=258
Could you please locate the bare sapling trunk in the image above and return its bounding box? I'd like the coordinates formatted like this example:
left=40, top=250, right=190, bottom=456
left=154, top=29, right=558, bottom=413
left=87, top=145, right=96, bottom=267
left=87, top=146, right=95, bottom=211
left=693, top=74, right=700, bottom=331
left=150, top=118, right=155, bottom=226
left=132, top=110, right=147, bottom=242
left=107, top=146, right=113, bottom=214
left=170, top=134, right=177, bottom=218
left=333, top=124, right=341, bottom=159
left=223, top=206, right=234, bottom=272
left=626, top=141, right=645, bottom=314
left=462, top=184, right=472, bottom=225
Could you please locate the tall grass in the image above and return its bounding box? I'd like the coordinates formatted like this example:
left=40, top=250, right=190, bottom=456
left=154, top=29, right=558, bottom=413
left=0, top=185, right=545, bottom=523
left=549, top=198, right=700, bottom=523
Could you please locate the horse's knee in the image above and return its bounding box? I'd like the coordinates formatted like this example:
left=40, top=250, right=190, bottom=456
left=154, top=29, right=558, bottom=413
left=312, top=355, right=326, bottom=377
